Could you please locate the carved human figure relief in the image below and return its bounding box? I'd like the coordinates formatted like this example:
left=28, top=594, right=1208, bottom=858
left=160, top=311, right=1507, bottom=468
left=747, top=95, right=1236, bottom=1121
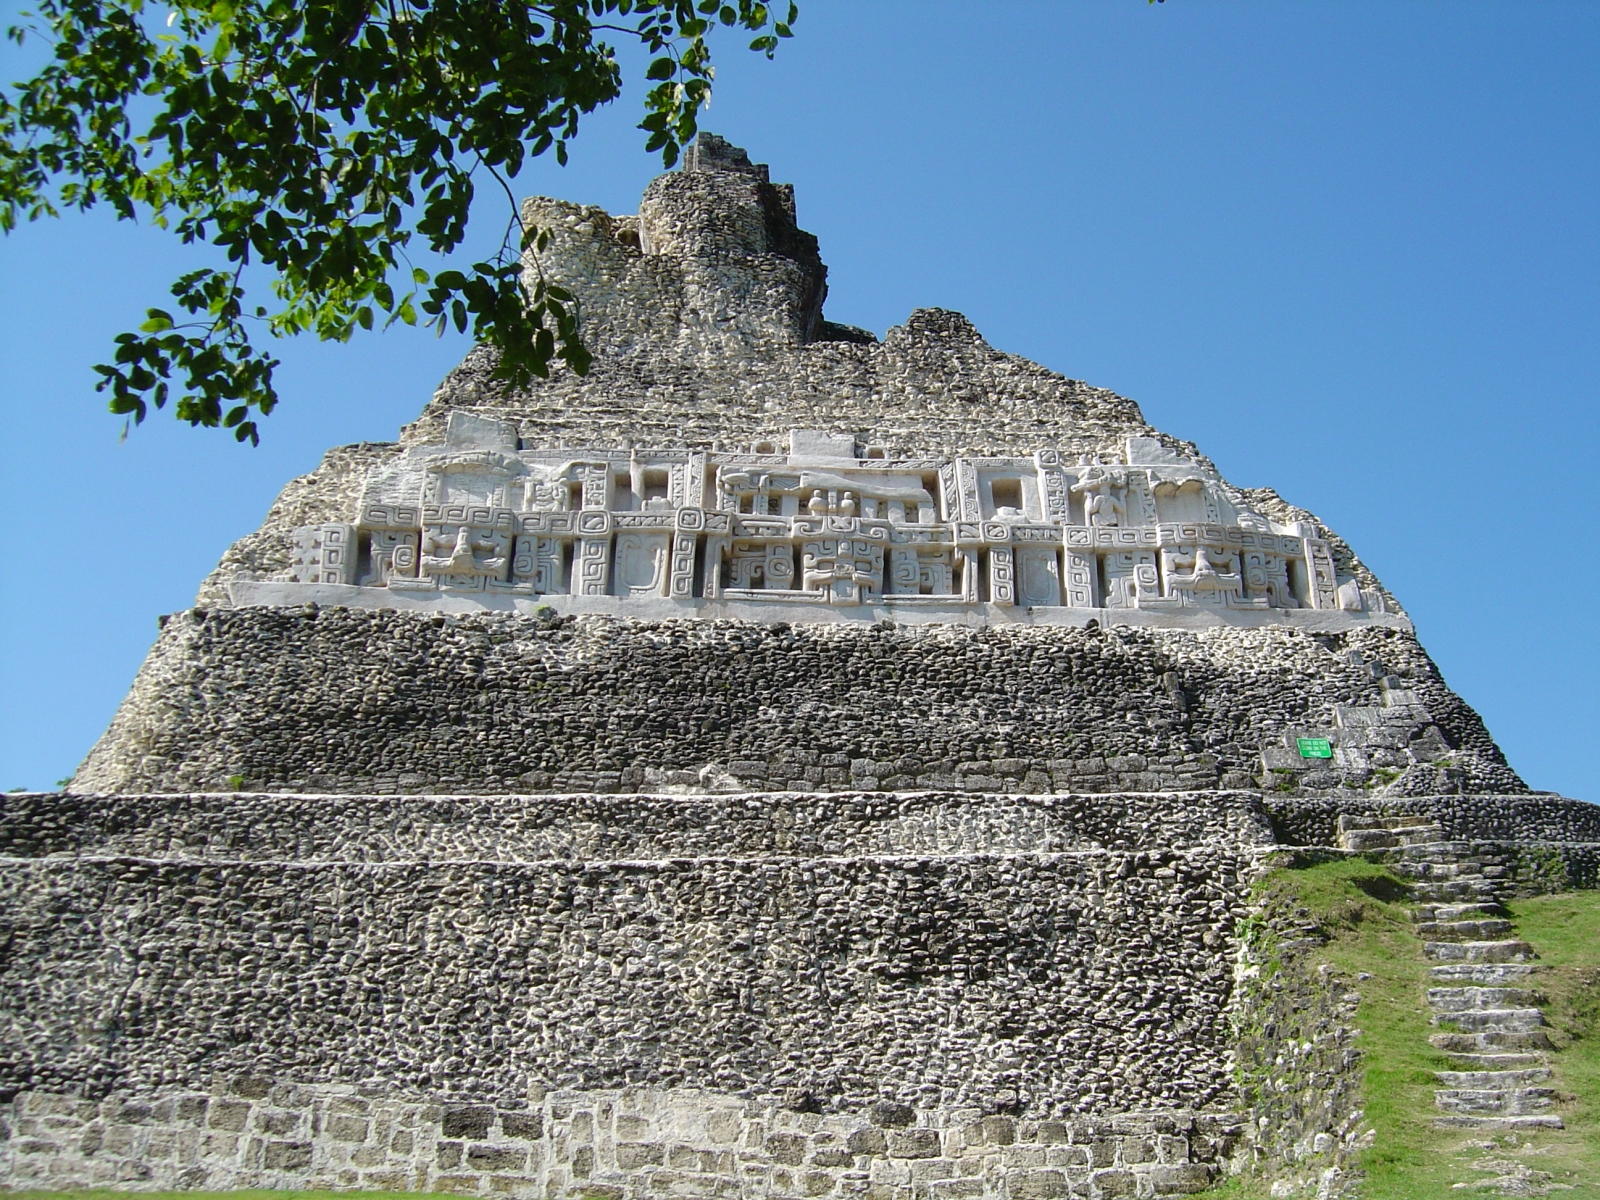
left=271, top=424, right=1399, bottom=627
left=1161, top=544, right=1243, bottom=608
left=421, top=523, right=511, bottom=587
left=802, top=537, right=883, bottom=604
left=1071, top=467, right=1128, bottom=527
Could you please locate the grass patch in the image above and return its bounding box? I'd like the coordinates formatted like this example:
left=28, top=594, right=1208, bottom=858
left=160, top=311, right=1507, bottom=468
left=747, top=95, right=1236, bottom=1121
left=1252, top=857, right=1600, bottom=1198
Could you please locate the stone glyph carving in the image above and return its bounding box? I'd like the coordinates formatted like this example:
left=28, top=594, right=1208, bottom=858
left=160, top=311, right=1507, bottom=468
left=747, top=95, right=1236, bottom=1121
left=283, top=414, right=1375, bottom=619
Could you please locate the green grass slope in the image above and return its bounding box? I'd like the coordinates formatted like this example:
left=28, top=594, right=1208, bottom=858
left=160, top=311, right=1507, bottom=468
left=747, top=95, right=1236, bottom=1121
left=1244, top=858, right=1600, bottom=1198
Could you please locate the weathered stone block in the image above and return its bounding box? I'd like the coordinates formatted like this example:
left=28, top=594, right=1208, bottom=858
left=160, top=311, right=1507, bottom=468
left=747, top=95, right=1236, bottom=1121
left=468, top=1144, right=528, bottom=1172
left=1009, top=1168, right=1069, bottom=1198
left=802, top=1170, right=836, bottom=1196
left=1148, top=1163, right=1216, bottom=1194
left=570, top=1145, right=595, bottom=1178
left=1089, top=1168, right=1136, bottom=1197
left=765, top=1132, right=807, bottom=1166
left=615, top=1114, right=651, bottom=1140
left=325, top=1115, right=369, bottom=1143
left=431, top=1173, right=485, bottom=1193
left=350, top=1145, right=389, bottom=1168
left=848, top=1128, right=888, bottom=1156
left=230, top=1076, right=272, bottom=1100
left=501, top=1111, right=542, bottom=1140
left=442, top=1105, right=495, bottom=1140
left=870, top=1103, right=916, bottom=1129
left=887, top=1130, right=941, bottom=1159
left=261, top=1140, right=312, bottom=1170
left=1033, top=1122, right=1070, bottom=1146
left=206, top=1102, right=251, bottom=1133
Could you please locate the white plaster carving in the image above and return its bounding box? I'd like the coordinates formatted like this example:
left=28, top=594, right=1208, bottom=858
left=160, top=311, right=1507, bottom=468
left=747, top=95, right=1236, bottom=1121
left=1018, top=547, right=1063, bottom=608
left=282, top=422, right=1377, bottom=624
left=289, top=524, right=358, bottom=585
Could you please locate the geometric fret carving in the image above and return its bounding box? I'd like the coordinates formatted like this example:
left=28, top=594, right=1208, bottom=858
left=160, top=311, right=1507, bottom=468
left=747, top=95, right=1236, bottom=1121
left=281, top=418, right=1382, bottom=623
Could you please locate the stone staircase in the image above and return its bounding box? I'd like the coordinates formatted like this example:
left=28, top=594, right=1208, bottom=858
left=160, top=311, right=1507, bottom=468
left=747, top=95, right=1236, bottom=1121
left=1335, top=815, right=1564, bottom=1132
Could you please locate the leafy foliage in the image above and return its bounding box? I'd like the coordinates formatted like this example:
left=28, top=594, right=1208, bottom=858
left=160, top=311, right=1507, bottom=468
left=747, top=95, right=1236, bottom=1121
left=1, top=0, right=795, bottom=442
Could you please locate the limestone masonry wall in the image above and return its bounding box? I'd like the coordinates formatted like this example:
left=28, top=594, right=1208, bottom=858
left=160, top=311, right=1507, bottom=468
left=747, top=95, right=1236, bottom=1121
left=0, top=1080, right=1240, bottom=1199
left=73, top=609, right=1520, bottom=798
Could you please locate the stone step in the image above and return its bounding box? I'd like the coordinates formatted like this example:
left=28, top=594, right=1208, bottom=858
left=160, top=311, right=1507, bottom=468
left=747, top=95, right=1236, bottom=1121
left=1416, top=918, right=1516, bottom=940
left=1391, top=856, right=1473, bottom=874
left=1413, top=885, right=1498, bottom=906
left=1432, top=1115, right=1564, bottom=1131
left=1410, top=878, right=1497, bottom=898
left=1338, top=813, right=1438, bottom=829
left=1339, top=826, right=1448, bottom=851
left=1413, top=902, right=1503, bottom=922
left=1434, top=1068, right=1551, bottom=1088
left=1437, top=1008, right=1546, bottom=1034
left=1438, top=1052, right=1547, bottom=1071
left=1383, top=842, right=1478, bottom=862
left=1434, top=1087, right=1556, bottom=1116
left=1428, top=964, right=1540, bottom=985
left=1432, top=1030, right=1554, bottom=1054
left=1394, top=829, right=1448, bottom=846
left=1423, top=940, right=1533, bottom=962
left=1403, top=876, right=1496, bottom=894
left=1340, top=830, right=1402, bottom=851
left=1427, top=987, right=1543, bottom=1012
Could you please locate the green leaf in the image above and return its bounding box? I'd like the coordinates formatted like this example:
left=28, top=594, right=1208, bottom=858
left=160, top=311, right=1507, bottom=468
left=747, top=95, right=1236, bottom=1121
left=3, top=0, right=793, bottom=442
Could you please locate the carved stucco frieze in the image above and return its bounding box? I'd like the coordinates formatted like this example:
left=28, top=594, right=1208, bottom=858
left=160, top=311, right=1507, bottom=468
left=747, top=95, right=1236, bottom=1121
left=280, top=415, right=1373, bottom=620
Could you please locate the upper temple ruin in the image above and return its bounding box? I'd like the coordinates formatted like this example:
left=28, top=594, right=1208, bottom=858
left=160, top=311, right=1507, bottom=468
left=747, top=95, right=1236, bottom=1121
left=3, top=136, right=1595, bottom=1199
left=235, top=134, right=1396, bottom=631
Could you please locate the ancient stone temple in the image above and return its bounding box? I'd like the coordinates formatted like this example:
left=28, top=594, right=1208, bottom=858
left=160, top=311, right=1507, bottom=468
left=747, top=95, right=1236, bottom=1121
left=3, top=136, right=1595, bottom=1198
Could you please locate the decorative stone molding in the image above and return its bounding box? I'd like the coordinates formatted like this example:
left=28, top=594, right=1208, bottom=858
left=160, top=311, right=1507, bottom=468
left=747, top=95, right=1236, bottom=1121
left=273, top=415, right=1397, bottom=627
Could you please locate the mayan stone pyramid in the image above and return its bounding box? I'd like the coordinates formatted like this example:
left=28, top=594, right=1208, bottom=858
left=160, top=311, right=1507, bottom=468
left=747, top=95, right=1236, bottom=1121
left=4, top=136, right=1595, bottom=1197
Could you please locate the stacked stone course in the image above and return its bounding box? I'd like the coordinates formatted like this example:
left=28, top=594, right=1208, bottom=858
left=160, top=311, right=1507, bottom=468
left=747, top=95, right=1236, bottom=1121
left=0, top=1080, right=1241, bottom=1198
left=75, top=610, right=1517, bottom=800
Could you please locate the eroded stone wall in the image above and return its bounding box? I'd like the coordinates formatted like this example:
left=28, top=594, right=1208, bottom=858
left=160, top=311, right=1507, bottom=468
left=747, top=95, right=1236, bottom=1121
left=0, top=848, right=1249, bottom=1114
left=72, top=609, right=1520, bottom=798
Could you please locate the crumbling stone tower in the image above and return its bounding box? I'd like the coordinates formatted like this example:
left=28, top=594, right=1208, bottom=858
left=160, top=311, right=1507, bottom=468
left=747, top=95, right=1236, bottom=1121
left=3, top=137, right=1594, bottom=1198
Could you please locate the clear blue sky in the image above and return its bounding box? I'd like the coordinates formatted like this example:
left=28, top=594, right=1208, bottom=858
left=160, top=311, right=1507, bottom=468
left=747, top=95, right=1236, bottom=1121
left=2, top=1, right=1595, bottom=797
